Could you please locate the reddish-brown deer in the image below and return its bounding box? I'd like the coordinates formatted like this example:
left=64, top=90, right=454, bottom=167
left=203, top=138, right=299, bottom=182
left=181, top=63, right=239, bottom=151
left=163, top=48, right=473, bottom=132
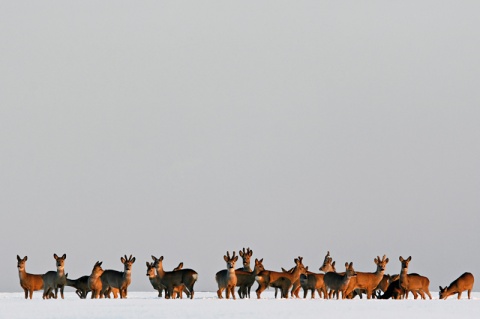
left=439, top=272, right=474, bottom=300
left=255, top=257, right=307, bottom=299
left=344, top=255, right=389, bottom=299
left=88, top=261, right=104, bottom=299
left=399, top=256, right=432, bottom=299
left=301, top=251, right=337, bottom=299
left=66, top=275, right=90, bottom=299
left=100, top=255, right=136, bottom=299
left=215, top=251, right=239, bottom=299
left=324, top=262, right=357, bottom=299
left=42, top=253, right=67, bottom=299
left=152, top=255, right=198, bottom=299
left=236, top=258, right=265, bottom=298
left=17, top=255, right=44, bottom=299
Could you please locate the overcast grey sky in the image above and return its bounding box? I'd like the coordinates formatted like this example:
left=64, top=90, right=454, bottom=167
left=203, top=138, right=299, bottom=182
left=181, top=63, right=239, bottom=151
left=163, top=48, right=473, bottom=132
left=1, top=1, right=479, bottom=293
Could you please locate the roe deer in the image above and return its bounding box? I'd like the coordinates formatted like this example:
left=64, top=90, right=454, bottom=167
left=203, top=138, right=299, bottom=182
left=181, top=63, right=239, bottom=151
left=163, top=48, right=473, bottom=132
left=100, top=255, right=135, bottom=299
left=17, top=255, right=43, bottom=299
left=88, top=261, right=104, bottom=299
left=255, top=257, right=307, bottom=299
left=376, top=279, right=403, bottom=299
left=146, top=261, right=188, bottom=298
left=344, top=255, right=389, bottom=299
left=237, top=248, right=253, bottom=272
left=42, top=253, right=67, bottom=299
left=236, top=258, right=265, bottom=299
left=300, top=252, right=337, bottom=299
left=324, top=262, right=356, bottom=299
left=66, top=275, right=90, bottom=299
left=215, top=251, right=239, bottom=299
left=399, top=256, right=432, bottom=299
left=439, top=272, right=474, bottom=300
left=152, top=255, right=198, bottom=299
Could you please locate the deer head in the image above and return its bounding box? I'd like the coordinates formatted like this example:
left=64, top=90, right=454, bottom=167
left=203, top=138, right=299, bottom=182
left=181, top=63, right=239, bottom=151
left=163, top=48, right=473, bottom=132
left=224, top=251, right=238, bottom=270
left=239, top=247, right=253, bottom=269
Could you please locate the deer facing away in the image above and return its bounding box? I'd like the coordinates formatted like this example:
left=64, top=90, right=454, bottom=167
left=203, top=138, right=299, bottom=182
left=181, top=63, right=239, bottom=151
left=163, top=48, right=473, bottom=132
left=17, top=255, right=44, bottom=299
left=88, top=261, right=104, bottom=299
left=439, top=272, right=474, bottom=300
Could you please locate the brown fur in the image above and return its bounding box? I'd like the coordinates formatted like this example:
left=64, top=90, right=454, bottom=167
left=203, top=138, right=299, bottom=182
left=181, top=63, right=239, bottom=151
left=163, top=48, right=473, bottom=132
left=399, top=256, right=432, bottom=299
left=17, top=255, right=44, bottom=299
left=42, top=253, right=67, bottom=299
left=255, top=257, right=307, bottom=299
left=153, top=255, right=198, bottom=299
left=100, top=255, right=136, bottom=299
left=439, top=272, right=474, bottom=300
left=88, top=261, right=104, bottom=299
left=236, top=258, right=265, bottom=298
left=215, top=251, right=239, bottom=299
left=345, top=255, right=389, bottom=299
left=324, top=262, right=356, bottom=299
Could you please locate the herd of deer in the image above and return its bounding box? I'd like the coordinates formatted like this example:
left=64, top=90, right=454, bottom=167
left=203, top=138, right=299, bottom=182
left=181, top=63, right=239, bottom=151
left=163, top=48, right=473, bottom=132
left=17, top=249, right=474, bottom=301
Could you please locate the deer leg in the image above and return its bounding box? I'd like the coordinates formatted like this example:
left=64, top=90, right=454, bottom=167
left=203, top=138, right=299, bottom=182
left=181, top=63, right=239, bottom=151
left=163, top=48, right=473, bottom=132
left=468, top=289, right=471, bottom=299
left=457, top=291, right=462, bottom=299
left=217, top=287, right=224, bottom=299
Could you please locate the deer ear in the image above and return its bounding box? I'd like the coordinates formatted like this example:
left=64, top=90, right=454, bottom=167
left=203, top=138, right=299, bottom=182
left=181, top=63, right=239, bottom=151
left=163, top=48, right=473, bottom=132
left=249, top=249, right=253, bottom=257
left=17, top=255, right=21, bottom=261
left=407, top=256, right=411, bottom=262
left=224, top=255, right=228, bottom=262
left=399, top=256, right=403, bottom=262
left=260, top=258, right=263, bottom=263
left=160, top=256, right=164, bottom=261
left=131, top=257, right=136, bottom=263
left=234, top=256, right=238, bottom=262
left=332, top=261, right=335, bottom=266
left=54, top=254, right=58, bottom=259
left=24, top=256, right=28, bottom=261
left=146, top=262, right=149, bottom=267
left=151, top=255, right=156, bottom=261
left=121, top=257, right=126, bottom=263
left=385, top=258, right=389, bottom=263
left=239, top=250, right=244, bottom=257
left=345, top=262, right=349, bottom=267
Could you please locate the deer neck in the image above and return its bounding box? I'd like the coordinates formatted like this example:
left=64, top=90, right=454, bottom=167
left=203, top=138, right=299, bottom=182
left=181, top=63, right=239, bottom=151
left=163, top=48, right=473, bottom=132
left=155, top=263, right=166, bottom=278
left=18, top=267, right=27, bottom=281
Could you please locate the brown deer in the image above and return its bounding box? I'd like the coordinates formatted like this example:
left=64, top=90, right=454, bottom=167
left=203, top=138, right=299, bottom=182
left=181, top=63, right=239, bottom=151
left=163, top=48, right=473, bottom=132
left=439, top=272, right=474, bottom=300
left=152, top=255, right=198, bottom=299
left=42, top=253, right=67, bottom=299
left=376, top=278, right=404, bottom=299
left=324, top=262, right=357, bottom=299
left=344, top=255, right=389, bottom=299
left=100, top=255, right=135, bottom=299
left=146, top=261, right=188, bottom=298
left=215, top=251, right=239, bottom=299
left=237, top=248, right=253, bottom=272
left=255, top=257, right=307, bottom=299
left=17, top=255, right=44, bottom=299
left=236, top=258, right=265, bottom=298
left=88, top=261, right=104, bottom=299
left=66, top=275, right=90, bottom=299
left=301, top=252, right=337, bottom=299
left=399, top=256, right=432, bottom=299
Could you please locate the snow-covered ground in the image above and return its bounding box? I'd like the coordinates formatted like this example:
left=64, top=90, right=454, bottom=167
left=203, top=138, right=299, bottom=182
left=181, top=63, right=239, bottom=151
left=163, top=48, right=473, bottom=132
left=1, top=291, right=479, bottom=319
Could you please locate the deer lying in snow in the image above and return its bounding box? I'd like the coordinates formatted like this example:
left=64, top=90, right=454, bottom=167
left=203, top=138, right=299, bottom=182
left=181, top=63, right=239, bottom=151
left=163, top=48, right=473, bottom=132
left=42, top=254, right=67, bottom=299
left=399, top=256, right=432, bottom=299
left=439, top=272, right=474, bottom=300
left=17, top=255, right=44, bottom=299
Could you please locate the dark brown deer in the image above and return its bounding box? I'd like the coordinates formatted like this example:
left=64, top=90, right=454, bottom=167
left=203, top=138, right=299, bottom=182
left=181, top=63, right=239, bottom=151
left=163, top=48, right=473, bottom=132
left=236, top=258, right=265, bottom=298
left=146, top=261, right=188, bottom=298
left=17, top=255, right=43, bottom=299
left=152, top=255, right=198, bottom=299
left=255, top=257, right=307, bottom=299
left=376, top=278, right=404, bottom=299
left=324, top=262, right=357, bottom=299
left=100, top=255, right=136, bottom=299
left=215, top=251, right=239, bottom=299
left=399, top=256, right=432, bottom=299
left=344, top=255, right=389, bottom=299
left=439, top=272, right=474, bottom=300
left=42, top=253, right=67, bottom=299
left=301, top=252, right=337, bottom=299
left=88, top=261, right=104, bottom=299
left=66, top=275, right=90, bottom=299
